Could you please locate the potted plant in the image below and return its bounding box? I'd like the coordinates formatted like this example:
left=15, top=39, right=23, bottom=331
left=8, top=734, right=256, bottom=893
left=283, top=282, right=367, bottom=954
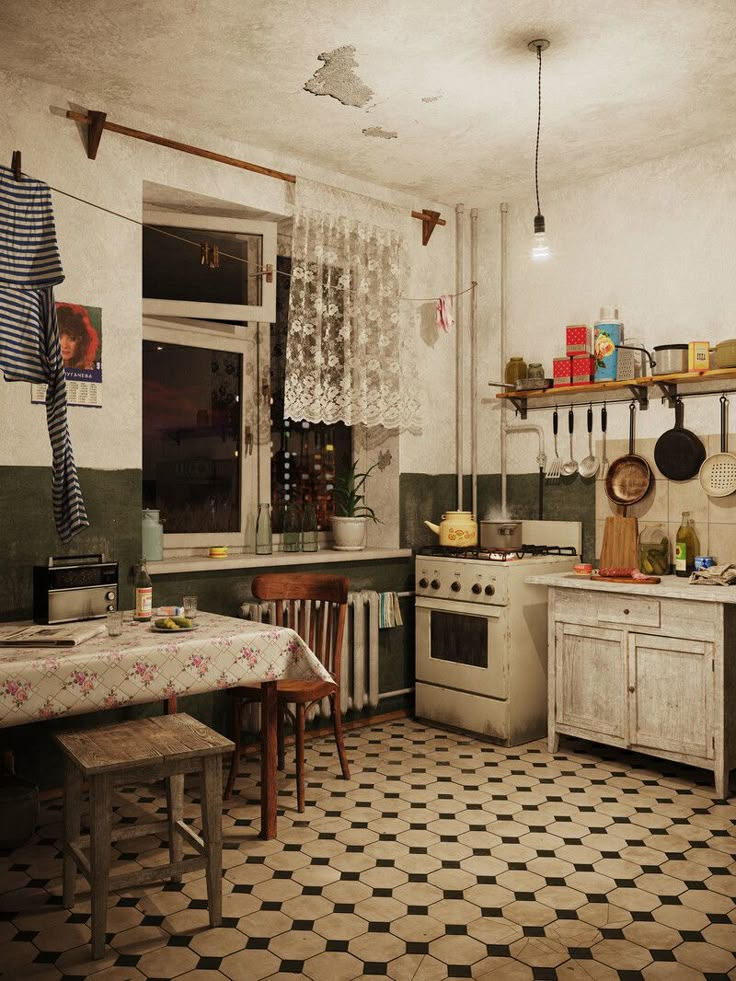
left=331, top=459, right=379, bottom=550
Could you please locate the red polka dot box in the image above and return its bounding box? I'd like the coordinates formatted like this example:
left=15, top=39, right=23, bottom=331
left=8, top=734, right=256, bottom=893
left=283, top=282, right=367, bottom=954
left=566, top=324, right=589, bottom=355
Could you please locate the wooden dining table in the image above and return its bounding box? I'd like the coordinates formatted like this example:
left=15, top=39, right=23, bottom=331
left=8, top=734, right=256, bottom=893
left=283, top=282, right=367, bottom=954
left=0, top=611, right=333, bottom=838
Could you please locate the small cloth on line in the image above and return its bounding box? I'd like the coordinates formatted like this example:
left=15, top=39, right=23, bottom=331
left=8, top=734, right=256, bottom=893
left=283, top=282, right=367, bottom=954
left=689, top=563, right=736, bottom=586
left=436, top=294, right=454, bottom=333
left=379, top=592, right=404, bottom=628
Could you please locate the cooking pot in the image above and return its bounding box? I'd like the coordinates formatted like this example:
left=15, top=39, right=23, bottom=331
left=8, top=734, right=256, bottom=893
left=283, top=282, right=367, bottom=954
left=424, top=511, right=478, bottom=547
left=652, top=344, right=688, bottom=375
left=480, top=520, right=522, bottom=551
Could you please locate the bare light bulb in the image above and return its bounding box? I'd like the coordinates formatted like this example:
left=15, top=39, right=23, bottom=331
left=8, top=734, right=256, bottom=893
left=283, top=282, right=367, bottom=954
left=531, top=213, right=550, bottom=262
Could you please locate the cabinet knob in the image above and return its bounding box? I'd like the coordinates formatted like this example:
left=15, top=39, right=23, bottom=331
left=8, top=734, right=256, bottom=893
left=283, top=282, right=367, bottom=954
left=628, top=685, right=636, bottom=693
left=623, top=608, right=630, bottom=615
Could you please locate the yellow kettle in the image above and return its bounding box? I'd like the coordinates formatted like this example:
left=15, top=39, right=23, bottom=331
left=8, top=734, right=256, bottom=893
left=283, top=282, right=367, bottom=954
left=424, top=511, right=478, bottom=547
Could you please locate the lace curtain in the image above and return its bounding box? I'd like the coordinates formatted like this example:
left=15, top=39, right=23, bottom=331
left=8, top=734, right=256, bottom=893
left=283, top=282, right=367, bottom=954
left=284, top=179, right=420, bottom=432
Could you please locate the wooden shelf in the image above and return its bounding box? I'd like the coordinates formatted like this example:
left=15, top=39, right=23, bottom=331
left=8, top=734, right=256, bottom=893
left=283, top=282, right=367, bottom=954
left=495, top=368, right=736, bottom=418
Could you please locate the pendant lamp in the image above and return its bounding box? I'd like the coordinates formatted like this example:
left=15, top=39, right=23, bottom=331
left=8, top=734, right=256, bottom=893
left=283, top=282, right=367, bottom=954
left=529, top=39, right=550, bottom=261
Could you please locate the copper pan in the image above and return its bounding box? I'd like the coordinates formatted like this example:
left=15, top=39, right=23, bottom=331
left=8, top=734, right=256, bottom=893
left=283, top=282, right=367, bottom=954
left=605, top=403, right=653, bottom=507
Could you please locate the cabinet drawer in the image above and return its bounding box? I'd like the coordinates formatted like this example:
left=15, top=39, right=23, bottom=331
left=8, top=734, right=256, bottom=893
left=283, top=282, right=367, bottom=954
left=555, top=590, right=660, bottom=629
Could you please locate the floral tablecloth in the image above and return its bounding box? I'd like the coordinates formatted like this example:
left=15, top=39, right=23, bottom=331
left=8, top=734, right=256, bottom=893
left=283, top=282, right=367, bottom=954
left=0, top=612, right=332, bottom=728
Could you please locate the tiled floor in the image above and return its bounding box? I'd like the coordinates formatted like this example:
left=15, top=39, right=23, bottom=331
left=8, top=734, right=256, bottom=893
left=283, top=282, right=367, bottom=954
left=1, top=719, right=735, bottom=980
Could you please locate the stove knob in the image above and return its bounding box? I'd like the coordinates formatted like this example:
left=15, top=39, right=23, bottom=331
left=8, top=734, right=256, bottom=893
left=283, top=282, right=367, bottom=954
left=430, top=579, right=441, bottom=590
left=451, top=581, right=461, bottom=592
left=485, top=584, right=495, bottom=596
left=418, top=578, right=429, bottom=589
left=472, top=583, right=482, bottom=594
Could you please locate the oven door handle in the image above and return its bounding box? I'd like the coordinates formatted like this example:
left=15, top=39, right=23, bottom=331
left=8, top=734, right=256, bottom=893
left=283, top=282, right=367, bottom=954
left=415, top=596, right=504, bottom=616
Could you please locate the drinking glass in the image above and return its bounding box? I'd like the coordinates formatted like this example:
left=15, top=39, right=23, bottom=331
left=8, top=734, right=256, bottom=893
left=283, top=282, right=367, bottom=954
left=183, top=595, right=198, bottom=619
left=106, top=611, right=124, bottom=637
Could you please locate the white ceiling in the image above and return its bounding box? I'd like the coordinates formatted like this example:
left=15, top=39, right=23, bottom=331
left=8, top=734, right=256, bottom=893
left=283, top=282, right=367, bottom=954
left=4, top=0, right=736, bottom=205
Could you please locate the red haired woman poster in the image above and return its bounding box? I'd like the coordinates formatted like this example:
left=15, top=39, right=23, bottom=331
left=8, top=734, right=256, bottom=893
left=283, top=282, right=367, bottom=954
left=57, top=303, right=102, bottom=382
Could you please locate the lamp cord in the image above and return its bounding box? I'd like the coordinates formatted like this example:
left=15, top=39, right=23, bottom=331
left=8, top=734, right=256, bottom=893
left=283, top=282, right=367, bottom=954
left=535, top=43, right=542, bottom=218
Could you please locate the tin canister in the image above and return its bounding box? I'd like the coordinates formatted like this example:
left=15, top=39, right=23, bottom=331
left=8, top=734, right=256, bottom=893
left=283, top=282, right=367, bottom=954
left=694, top=555, right=715, bottom=571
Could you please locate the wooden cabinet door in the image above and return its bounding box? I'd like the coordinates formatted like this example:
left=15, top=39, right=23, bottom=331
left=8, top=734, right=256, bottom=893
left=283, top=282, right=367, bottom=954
left=628, top=633, right=714, bottom=760
left=555, top=623, right=626, bottom=739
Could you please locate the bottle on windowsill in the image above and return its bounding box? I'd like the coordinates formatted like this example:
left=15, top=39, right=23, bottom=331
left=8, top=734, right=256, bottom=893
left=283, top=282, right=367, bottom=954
left=134, top=560, right=153, bottom=620
left=675, top=511, right=700, bottom=578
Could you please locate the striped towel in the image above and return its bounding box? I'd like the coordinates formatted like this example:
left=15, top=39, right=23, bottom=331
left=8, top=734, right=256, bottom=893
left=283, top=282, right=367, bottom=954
left=378, top=592, right=404, bottom=629
left=0, top=165, right=88, bottom=542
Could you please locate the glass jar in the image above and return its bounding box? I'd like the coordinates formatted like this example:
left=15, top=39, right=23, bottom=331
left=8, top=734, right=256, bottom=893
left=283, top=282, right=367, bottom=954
left=638, top=525, right=670, bottom=576
left=527, top=362, right=545, bottom=380
left=141, top=509, right=163, bottom=562
left=505, top=357, right=528, bottom=386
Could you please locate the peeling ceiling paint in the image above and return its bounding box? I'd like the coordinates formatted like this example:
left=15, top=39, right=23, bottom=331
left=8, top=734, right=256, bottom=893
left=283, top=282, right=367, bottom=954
left=362, top=126, right=398, bottom=139
left=303, top=45, right=374, bottom=108
left=2, top=0, right=736, bottom=205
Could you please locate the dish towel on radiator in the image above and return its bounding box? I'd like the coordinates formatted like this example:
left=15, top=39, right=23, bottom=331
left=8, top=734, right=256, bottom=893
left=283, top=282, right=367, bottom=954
left=239, top=590, right=381, bottom=723
left=378, top=591, right=404, bottom=628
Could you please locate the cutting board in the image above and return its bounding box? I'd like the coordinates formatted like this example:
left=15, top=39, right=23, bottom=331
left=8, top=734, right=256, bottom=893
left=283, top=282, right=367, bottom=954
left=594, top=575, right=660, bottom=585
left=599, top=516, right=639, bottom=571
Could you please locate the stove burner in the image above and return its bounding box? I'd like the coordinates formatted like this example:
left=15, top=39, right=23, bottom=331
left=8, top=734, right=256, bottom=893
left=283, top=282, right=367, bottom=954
left=417, top=544, right=578, bottom=561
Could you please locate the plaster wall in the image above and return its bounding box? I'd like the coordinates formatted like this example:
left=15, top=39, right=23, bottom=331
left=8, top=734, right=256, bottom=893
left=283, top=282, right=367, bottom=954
left=0, top=68, right=457, bottom=477
left=476, top=136, right=736, bottom=477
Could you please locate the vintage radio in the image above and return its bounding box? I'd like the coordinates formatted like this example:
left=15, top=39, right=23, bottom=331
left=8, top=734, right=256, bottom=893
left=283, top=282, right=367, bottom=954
left=33, top=554, right=119, bottom=624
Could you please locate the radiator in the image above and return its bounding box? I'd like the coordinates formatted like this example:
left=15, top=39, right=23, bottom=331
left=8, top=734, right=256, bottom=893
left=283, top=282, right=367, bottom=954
left=239, top=590, right=380, bottom=722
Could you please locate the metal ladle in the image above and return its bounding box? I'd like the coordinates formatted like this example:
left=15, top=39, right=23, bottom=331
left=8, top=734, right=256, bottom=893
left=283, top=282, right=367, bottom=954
left=579, top=405, right=599, bottom=478
left=561, top=407, right=578, bottom=476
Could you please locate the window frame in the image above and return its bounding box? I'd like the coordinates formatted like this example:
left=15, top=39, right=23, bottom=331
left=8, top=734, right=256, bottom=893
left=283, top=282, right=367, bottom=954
left=142, top=210, right=277, bottom=323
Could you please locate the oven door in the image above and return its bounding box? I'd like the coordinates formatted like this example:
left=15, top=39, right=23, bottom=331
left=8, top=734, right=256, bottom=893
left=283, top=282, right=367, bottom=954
left=415, top=596, right=508, bottom=699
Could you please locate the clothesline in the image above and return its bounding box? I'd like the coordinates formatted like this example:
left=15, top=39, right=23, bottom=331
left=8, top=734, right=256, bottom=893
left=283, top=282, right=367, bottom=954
left=41, top=179, right=476, bottom=304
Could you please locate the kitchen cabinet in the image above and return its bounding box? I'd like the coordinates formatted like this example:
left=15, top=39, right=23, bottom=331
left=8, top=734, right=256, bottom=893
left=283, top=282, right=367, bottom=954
left=530, top=575, right=736, bottom=798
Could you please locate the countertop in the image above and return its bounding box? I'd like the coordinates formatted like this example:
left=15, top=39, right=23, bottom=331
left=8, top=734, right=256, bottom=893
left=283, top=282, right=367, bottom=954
left=525, top=572, right=736, bottom=605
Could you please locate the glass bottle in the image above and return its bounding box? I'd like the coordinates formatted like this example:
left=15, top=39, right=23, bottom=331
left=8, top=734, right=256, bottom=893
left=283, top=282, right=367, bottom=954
left=134, top=560, right=153, bottom=620
left=255, top=503, right=273, bottom=555
left=301, top=502, right=319, bottom=552
left=141, top=509, right=163, bottom=562
left=675, top=511, right=700, bottom=577
left=281, top=502, right=301, bottom=552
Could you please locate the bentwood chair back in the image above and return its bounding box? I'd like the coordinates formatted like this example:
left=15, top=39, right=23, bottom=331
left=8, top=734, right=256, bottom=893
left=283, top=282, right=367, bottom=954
left=224, top=573, right=350, bottom=810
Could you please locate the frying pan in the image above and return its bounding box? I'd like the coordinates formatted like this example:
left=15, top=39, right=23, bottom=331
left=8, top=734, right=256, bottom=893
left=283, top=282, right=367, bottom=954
left=605, top=402, right=653, bottom=507
left=699, top=395, right=736, bottom=498
left=654, top=397, right=706, bottom=481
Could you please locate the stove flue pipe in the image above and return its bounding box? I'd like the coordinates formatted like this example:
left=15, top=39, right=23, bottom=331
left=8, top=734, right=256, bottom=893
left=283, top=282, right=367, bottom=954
left=455, top=203, right=465, bottom=511
left=470, top=208, right=478, bottom=522
left=500, top=203, right=508, bottom=517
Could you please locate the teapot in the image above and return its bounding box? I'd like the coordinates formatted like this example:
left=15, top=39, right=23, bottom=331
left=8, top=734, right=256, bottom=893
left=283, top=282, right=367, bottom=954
left=424, top=511, right=478, bottom=547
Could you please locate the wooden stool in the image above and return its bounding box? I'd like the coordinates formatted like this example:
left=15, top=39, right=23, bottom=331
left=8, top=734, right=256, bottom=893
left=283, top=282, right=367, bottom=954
left=54, top=713, right=234, bottom=959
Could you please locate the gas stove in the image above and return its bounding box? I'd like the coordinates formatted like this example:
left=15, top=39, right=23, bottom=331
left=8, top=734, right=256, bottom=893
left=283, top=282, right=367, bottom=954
left=418, top=543, right=578, bottom=562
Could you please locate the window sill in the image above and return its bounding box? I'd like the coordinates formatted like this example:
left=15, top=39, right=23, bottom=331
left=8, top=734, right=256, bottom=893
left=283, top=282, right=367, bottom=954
left=148, top=547, right=413, bottom=576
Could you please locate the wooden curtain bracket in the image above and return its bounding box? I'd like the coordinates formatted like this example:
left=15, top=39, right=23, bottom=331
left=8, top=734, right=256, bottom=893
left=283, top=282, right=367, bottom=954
left=86, top=110, right=108, bottom=160
left=11, top=150, right=22, bottom=180
left=412, top=209, right=446, bottom=246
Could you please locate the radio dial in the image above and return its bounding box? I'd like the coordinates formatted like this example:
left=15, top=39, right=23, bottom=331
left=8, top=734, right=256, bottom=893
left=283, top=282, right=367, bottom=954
left=430, top=579, right=441, bottom=590
left=418, top=578, right=429, bottom=589
left=472, top=583, right=482, bottom=594
left=105, top=591, right=115, bottom=601
left=451, top=581, right=461, bottom=592
left=106, top=604, right=115, bottom=612
left=485, top=584, right=495, bottom=596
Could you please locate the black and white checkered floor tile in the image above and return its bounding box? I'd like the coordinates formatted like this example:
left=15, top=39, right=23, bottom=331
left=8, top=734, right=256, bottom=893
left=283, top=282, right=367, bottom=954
left=1, top=719, right=735, bottom=980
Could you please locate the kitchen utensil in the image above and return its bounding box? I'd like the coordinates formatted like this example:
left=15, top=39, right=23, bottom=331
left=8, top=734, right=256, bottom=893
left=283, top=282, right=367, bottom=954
left=699, top=394, right=736, bottom=498
left=579, top=406, right=599, bottom=478
left=600, top=404, right=609, bottom=476
left=424, top=511, right=478, bottom=547
left=654, top=396, right=706, bottom=481
left=546, top=408, right=562, bottom=480
left=561, top=408, right=578, bottom=476
left=652, top=344, right=688, bottom=375
left=479, top=520, right=522, bottom=551
left=715, top=339, right=736, bottom=369
left=599, top=515, right=640, bottom=571
left=605, top=403, right=653, bottom=506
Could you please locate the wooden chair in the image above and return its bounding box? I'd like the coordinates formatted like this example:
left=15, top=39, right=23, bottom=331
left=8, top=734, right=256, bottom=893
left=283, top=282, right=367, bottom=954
left=55, top=713, right=233, bottom=959
left=225, top=573, right=350, bottom=811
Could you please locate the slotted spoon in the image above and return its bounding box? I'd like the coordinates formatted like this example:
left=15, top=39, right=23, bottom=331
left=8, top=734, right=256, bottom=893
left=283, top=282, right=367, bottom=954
left=579, top=406, right=600, bottom=478
left=561, top=408, right=578, bottom=476
left=699, top=394, right=736, bottom=498
left=546, top=408, right=562, bottom=480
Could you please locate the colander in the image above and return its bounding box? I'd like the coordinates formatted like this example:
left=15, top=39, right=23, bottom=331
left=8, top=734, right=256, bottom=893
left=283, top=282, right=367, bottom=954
left=699, top=395, right=736, bottom=498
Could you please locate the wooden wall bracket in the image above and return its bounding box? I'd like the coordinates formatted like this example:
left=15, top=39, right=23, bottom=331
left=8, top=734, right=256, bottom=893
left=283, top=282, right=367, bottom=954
left=412, top=209, right=445, bottom=246
left=85, top=111, right=108, bottom=160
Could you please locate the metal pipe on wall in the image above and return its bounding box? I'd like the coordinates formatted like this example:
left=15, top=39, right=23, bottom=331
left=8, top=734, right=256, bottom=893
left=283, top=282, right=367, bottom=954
left=455, top=203, right=465, bottom=510
left=470, top=208, right=479, bottom=520
left=500, top=203, right=509, bottom=517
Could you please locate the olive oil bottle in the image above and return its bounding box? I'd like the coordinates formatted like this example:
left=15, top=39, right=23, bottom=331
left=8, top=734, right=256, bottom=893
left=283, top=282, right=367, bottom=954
left=675, top=511, right=700, bottom=577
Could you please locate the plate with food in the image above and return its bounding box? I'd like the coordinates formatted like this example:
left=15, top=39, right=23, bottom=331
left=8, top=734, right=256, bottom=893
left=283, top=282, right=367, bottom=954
left=150, top=616, right=197, bottom=633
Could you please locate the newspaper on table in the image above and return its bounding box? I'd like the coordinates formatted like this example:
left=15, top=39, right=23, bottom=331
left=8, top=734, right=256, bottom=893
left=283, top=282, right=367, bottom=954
left=0, top=621, right=106, bottom=648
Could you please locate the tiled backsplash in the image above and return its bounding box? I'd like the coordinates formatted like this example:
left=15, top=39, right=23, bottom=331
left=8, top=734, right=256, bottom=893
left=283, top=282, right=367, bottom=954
left=595, top=434, right=736, bottom=563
